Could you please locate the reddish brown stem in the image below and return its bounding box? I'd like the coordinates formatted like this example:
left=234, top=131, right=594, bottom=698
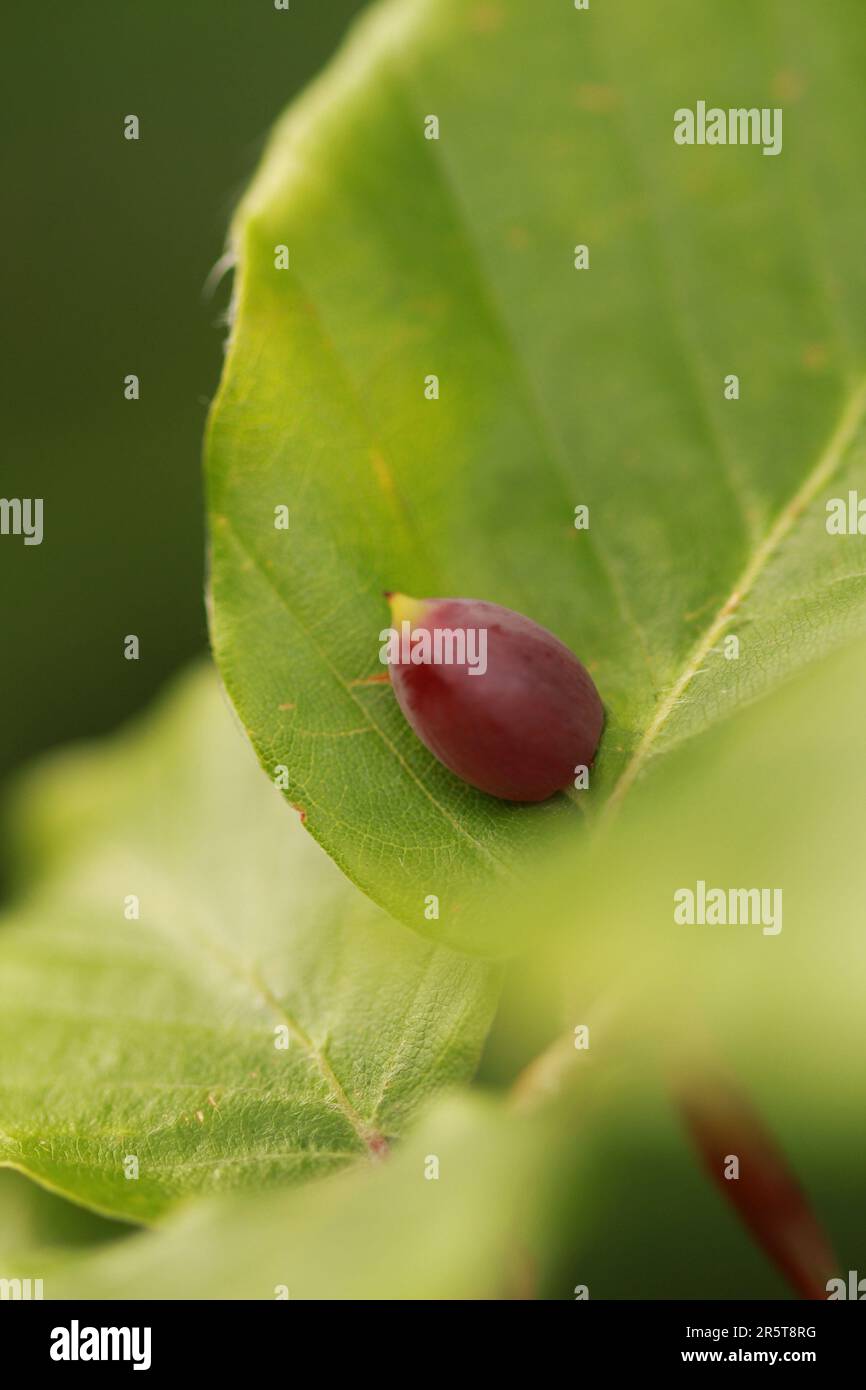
left=675, top=1073, right=837, bottom=1300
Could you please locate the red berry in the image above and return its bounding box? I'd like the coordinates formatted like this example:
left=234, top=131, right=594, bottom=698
left=381, top=594, right=604, bottom=802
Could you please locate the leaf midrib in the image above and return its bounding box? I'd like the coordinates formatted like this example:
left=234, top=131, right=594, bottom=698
left=602, top=375, right=866, bottom=823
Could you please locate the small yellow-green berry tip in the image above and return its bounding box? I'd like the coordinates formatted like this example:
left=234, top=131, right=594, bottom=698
left=385, top=591, right=426, bottom=628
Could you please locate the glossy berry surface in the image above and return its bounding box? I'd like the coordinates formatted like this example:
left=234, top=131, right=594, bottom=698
left=384, top=594, right=604, bottom=802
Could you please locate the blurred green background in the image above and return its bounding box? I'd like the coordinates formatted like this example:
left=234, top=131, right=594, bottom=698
left=1, top=0, right=366, bottom=879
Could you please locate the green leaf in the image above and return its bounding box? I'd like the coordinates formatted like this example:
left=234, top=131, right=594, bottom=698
left=0, top=667, right=498, bottom=1223
left=206, top=0, right=866, bottom=947
left=21, top=1095, right=575, bottom=1300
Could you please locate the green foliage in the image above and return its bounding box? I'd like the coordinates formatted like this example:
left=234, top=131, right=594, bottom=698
left=12, top=1096, right=574, bottom=1300
left=524, top=638, right=866, bottom=1080
left=4, top=0, right=866, bottom=1301
left=502, top=638, right=866, bottom=1284
left=0, top=669, right=498, bottom=1223
left=207, top=0, right=866, bottom=947
left=0, top=1168, right=124, bottom=1265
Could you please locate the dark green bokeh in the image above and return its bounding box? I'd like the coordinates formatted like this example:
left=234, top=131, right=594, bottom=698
left=1, top=0, right=366, bottom=842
